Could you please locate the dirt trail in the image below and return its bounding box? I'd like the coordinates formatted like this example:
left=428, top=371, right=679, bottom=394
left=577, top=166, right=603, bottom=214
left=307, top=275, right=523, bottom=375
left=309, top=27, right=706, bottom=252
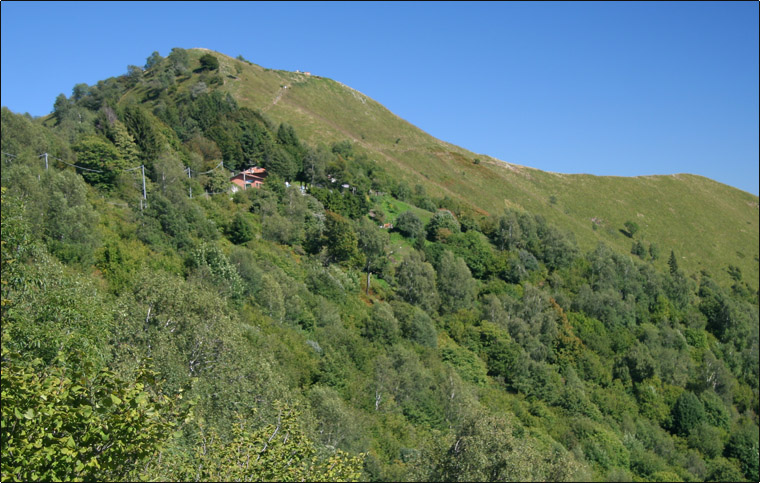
left=263, top=84, right=290, bottom=112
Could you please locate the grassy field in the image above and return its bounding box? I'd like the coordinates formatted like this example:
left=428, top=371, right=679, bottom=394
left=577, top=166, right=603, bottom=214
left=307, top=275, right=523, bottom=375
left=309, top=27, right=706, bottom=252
left=189, top=50, right=759, bottom=288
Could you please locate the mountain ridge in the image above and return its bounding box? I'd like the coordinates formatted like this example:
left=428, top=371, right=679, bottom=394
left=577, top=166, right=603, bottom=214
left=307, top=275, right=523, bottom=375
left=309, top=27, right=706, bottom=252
left=189, top=47, right=756, bottom=287
left=31, top=47, right=759, bottom=287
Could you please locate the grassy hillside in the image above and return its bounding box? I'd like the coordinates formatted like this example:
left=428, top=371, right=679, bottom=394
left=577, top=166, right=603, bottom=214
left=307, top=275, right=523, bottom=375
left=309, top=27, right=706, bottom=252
left=3, top=48, right=758, bottom=483
left=184, top=49, right=758, bottom=289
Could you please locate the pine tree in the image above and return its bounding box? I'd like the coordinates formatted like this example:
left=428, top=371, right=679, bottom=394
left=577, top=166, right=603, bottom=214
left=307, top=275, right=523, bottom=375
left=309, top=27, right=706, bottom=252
left=108, top=120, right=140, bottom=166
left=668, top=250, right=679, bottom=276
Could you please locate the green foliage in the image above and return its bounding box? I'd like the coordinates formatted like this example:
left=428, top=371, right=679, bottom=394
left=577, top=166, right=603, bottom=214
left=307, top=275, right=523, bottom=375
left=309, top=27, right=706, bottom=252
left=724, top=420, right=759, bottom=481
left=306, top=264, right=359, bottom=303
left=687, top=423, right=726, bottom=459
left=3, top=164, right=100, bottom=265
left=73, top=135, right=130, bottom=188
left=167, top=47, right=190, bottom=75
left=310, top=187, right=370, bottom=219
left=1, top=49, right=757, bottom=483
left=2, top=251, right=113, bottom=370
left=538, top=224, right=579, bottom=271
left=307, top=385, right=366, bottom=452
left=671, top=391, right=705, bottom=436
left=668, top=250, right=679, bottom=276
left=120, top=105, right=164, bottom=162
left=700, top=390, right=731, bottom=430
left=631, top=239, right=647, bottom=258
left=649, top=242, right=660, bottom=260
left=180, top=404, right=363, bottom=482
left=707, top=457, right=746, bottom=482
left=0, top=187, right=29, bottom=311
left=145, top=51, right=164, bottom=70
left=491, top=211, right=523, bottom=251
left=265, top=146, right=299, bottom=180
left=436, top=251, right=477, bottom=314
left=198, top=53, right=220, bottom=72
left=2, top=107, right=71, bottom=160
left=439, top=336, right=488, bottom=385
left=228, top=212, right=254, bottom=245
left=446, top=230, right=495, bottom=279
left=394, top=210, right=424, bottom=239
left=142, top=192, right=193, bottom=249
left=364, top=302, right=401, bottom=344
left=357, top=217, right=389, bottom=294
left=429, top=408, right=583, bottom=481
left=188, top=242, right=244, bottom=301
left=391, top=301, right=438, bottom=348
left=1, top=351, right=184, bottom=482
left=395, top=251, right=439, bottom=312
left=104, top=119, right=141, bottom=166
left=262, top=211, right=299, bottom=245
left=204, top=167, right=231, bottom=194
left=324, top=211, right=360, bottom=265
left=623, top=220, right=640, bottom=238
left=623, top=343, right=657, bottom=383
left=426, top=210, right=460, bottom=242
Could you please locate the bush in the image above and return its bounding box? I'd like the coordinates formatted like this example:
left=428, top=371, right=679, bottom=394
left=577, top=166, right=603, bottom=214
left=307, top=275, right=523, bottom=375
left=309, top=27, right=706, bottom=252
left=395, top=251, right=439, bottom=312
left=687, top=423, right=726, bottom=459
left=228, top=212, right=254, bottom=244
left=1, top=353, right=183, bottom=482
left=425, top=210, right=460, bottom=242
left=623, top=220, right=639, bottom=238
left=363, top=302, right=400, bottom=344
left=724, top=421, right=759, bottom=481
left=199, top=53, right=219, bottom=71
left=394, top=210, right=423, bottom=238
left=391, top=301, right=437, bottom=348
left=671, top=391, right=705, bottom=436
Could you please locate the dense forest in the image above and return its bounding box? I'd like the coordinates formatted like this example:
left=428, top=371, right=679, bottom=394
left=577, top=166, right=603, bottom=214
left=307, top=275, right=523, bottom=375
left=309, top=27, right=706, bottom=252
left=1, top=48, right=758, bottom=482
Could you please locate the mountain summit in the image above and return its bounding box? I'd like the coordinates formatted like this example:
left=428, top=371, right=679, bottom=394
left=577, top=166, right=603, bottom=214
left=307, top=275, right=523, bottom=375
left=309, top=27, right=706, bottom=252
left=165, top=48, right=758, bottom=286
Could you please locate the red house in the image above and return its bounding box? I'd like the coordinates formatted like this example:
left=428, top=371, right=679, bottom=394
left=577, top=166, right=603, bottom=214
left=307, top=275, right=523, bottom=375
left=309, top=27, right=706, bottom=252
left=230, top=166, right=267, bottom=192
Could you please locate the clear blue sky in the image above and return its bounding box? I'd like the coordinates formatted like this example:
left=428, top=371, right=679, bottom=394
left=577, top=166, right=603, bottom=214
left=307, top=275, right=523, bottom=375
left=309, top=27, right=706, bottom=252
left=2, top=1, right=758, bottom=195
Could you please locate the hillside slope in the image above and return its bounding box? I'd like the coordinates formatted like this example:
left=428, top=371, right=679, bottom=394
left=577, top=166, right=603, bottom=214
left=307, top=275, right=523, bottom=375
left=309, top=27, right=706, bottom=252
left=4, top=47, right=759, bottom=483
left=195, top=49, right=758, bottom=288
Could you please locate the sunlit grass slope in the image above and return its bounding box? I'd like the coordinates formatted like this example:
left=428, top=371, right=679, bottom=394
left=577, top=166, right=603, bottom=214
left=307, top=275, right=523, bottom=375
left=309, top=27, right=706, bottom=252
left=196, top=49, right=759, bottom=288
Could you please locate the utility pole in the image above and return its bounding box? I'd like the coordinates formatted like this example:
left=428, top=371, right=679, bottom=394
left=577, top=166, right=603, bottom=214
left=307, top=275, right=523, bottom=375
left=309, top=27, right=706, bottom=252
left=140, top=164, right=147, bottom=211
left=185, top=166, right=193, bottom=198
left=141, top=165, right=147, bottom=200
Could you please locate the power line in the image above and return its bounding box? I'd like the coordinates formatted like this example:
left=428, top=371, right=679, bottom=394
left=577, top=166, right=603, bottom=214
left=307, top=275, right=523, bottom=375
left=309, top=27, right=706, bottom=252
left=191, top=160, right=225, bottom=175
left=4, top=149, right=259, bottom=204
left=2, top=151, right=17, bottom=166
left=5, top=150, right=101, bottom=173
left=121, top=163, right=148, bottom=209
left=56, top=158, right=103, bottom=173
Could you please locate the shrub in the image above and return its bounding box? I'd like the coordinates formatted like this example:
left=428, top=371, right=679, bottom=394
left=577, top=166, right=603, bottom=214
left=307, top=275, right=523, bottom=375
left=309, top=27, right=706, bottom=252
left=671, top=391, right=705, bottom=436
left=199, top=53, right=219, bottom=71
